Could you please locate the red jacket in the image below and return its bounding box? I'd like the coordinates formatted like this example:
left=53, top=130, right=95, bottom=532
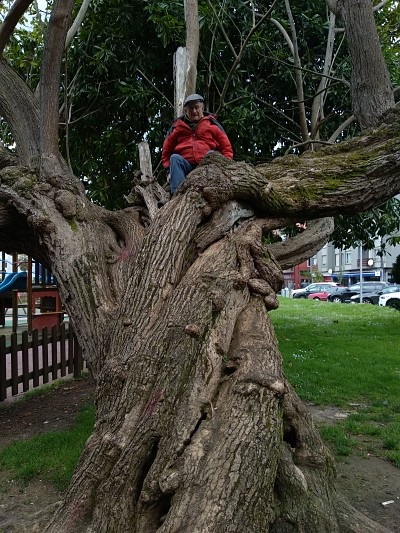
left=162, top=113, right=233, bottom=169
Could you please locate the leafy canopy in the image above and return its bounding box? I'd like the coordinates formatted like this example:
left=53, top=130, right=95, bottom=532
left=1, top=0, right=399, bottom=248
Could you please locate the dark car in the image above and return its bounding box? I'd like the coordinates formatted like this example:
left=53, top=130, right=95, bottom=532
left=327, top=281, right=391, bottom=303
left=350, top=284, right=400, bottom=304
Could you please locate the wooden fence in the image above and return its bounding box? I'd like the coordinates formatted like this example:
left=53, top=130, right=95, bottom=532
left=0, top=322, right=85, bottom=401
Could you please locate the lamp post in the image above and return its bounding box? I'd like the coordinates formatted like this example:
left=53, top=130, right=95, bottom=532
left=359, top=243, right=363, bottom=303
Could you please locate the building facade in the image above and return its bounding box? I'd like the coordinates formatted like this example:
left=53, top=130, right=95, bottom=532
left=310, top=240, right=400, bottom=287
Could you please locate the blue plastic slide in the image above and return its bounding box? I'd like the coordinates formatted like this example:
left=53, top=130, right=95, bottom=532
left=0, top=271, right=27, bottom=294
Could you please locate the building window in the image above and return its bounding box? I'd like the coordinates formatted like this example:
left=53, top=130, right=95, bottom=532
left=322, top=255, right=327, bottom=266
left=345, top=252, right=351, bottom=264
left=335, top=253, right=340, bottom=267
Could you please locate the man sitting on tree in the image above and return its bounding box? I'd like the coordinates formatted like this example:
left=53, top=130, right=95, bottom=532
left=162, top=93, right=233, bottom=194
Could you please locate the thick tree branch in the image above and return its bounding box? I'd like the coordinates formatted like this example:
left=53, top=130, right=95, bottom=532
left=183, top=110, right=400, bottom=220
left=337, top=0, right=395, bottom=130
left=0, top=58, right=40, bottom=166
left=40, top=0, right=74, bottom=176
left=0, top=0, right=33, bottom=54
left=184, top=0, right=199, bottom=95
left=173, top=0, right=200, bottom=115
left=268, top=218, right=334, bottom=270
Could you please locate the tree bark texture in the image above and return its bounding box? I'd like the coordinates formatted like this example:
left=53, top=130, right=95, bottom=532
left=337, top=0, right=395, bottom=129
left=174, top=1, right=199, bottom=116
left=0, top=59, right=40, bottom=166
left=40, top=0, right=74, bottom=176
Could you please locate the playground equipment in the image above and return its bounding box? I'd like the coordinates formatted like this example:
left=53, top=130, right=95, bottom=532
left=0, top=252, right=64, bottom=332
left=0, top=272, right=28, bottom=326
left=25, top=258, right=64, bottom=332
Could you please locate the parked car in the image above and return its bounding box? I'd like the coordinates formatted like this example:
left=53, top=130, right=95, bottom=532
left=327, top=282, right=391, bottom=303
left=292, top=282, right=339, bottom=299
left=308, top=285, right=345, bottom=301
left=378, top=290, right=400, bottom=309
left=350, top=284, right=400, bottom=304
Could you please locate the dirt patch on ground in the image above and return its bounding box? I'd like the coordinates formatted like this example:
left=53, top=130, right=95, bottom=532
left=308, top=403, right=400, bottom=532
left=336, top=455, right=400, bottom=532
left=0, top=377, right=95, bottom=449
left=0, top=380, right=399, bottom=532
left=0, top=377, right=95, bottom=533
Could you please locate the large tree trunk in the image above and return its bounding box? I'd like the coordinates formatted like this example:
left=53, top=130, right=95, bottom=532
left=27, top=128, right=398, bottom=531
left=42, top=188, right=389, bottom=532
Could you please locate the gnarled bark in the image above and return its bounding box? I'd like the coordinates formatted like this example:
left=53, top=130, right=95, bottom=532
left=41, top=190, right=389, bottom=531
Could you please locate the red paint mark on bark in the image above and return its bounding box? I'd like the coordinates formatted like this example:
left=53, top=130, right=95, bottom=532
left=117, top=238, right=132, bottom=261
left=141, top=389, right=163, bottom=416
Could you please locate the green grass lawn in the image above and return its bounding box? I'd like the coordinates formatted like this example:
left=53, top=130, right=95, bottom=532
left=0, top=405, right=95, bottom=490
left=272, top=297, right=400, bottom=465
left=0, top=297, right=399, bottom=491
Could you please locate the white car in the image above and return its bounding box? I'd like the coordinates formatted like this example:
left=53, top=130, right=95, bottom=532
left=291, top=282, right=339, bottom=297
left=378, top=291, right=400, bottom=308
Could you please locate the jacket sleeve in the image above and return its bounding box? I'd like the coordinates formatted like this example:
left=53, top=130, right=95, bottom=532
left=212, top=123, right=233, bottom=159
left=162, top=126, right=177, bottom=169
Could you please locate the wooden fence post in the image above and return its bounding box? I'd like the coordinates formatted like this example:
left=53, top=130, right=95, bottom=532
left=21, top=330, right=29, bottom=392
left=32, top=329, right=39, bottom=387
left=42, top=327, right=49, bottom=384
left=11, top=332, right=18, bottom=396
left=51, top=325, right=58, bottom=380
left=73, top=335, right=83, bottom=378
left=60, top=322, right=67, bottom=376
left=0, top=336, right=6, bottom=401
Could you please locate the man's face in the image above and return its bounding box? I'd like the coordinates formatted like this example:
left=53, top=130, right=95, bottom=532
left=184, top=101, right=204, bottom=122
